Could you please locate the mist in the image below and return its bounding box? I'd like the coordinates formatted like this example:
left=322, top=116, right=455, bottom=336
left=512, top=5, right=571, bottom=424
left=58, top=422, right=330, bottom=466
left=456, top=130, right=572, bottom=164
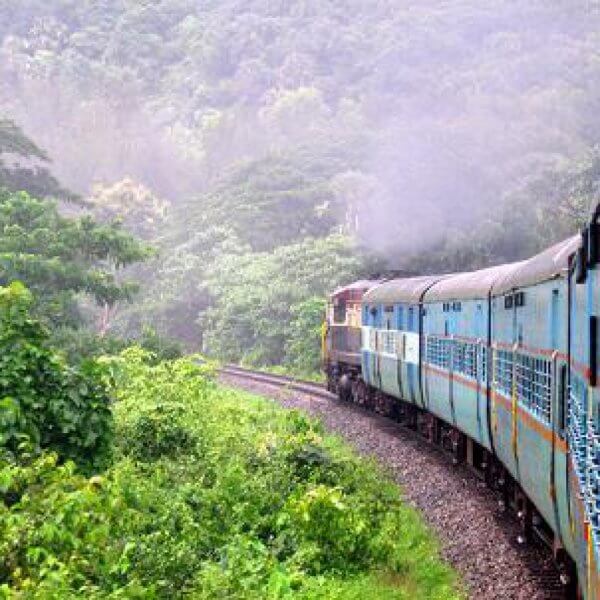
left=2, top=2, right=598, bottom=237
left=348, top=2, right=599, bottom=257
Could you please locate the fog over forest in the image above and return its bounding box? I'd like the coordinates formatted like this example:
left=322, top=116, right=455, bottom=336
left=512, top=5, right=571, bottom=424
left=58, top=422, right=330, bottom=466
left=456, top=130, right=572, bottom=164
left=1, top=0, right=599, bottom=368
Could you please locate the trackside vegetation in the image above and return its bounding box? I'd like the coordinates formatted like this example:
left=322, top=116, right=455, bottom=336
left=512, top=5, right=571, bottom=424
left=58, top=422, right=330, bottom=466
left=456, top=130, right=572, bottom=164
left=0, top=283, right=461, bottom=599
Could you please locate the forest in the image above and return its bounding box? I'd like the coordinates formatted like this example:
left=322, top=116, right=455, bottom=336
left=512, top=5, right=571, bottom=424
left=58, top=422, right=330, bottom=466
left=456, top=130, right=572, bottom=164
left=1, top=0, right=599, bottom=369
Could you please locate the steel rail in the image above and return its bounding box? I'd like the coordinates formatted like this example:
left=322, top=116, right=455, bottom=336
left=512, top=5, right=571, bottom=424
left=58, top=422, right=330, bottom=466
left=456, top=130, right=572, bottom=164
left=220, top=364, right=334, bottom=400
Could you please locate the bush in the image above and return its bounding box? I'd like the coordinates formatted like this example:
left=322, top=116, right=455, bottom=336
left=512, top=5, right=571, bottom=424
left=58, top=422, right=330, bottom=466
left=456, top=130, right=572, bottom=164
left=124, top=402, right=195, bottom=461
left=0, top=283, right=112, bottom=469
left=50, top=325, right=183, bottom=365
left=0, top=347, right=461, bottom=598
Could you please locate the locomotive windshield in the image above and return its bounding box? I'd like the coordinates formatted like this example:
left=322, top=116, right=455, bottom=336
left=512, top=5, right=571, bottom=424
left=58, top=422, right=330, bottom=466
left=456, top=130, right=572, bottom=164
left=333, top=299, right=347, bottom=323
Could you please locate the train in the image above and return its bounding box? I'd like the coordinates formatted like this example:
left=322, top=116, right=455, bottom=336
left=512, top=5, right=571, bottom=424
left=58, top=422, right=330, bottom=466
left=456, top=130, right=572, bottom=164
left=322, top=208, right=600, bottom=599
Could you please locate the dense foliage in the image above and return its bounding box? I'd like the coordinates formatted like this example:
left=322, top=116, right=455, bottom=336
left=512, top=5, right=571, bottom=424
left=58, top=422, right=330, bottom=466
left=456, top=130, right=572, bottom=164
left=200, top=235, right=377, bottom=368
left=0, top=117, right=73, bottom=200
left=1, top=2, right=598, bottom=202
left=0, top=187, right=150, bottom=329
left=0, top=330, right=461, bottom=598
left=2, top=2, right=599, bottom=369
left=0, top=282, right=112, bottom=469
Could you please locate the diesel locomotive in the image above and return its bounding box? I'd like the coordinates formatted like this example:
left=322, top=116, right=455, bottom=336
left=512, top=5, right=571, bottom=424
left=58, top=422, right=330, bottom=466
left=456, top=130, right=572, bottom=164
left=323, top=209, right=600, bottom=598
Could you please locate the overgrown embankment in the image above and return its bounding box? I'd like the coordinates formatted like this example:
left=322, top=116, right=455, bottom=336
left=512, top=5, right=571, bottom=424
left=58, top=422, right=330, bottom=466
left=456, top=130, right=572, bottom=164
left=0, top=284, right=461, bottom=598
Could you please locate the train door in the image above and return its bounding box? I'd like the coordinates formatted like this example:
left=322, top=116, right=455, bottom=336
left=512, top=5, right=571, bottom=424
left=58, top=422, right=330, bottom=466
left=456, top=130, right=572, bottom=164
left=368, top=305, right=381, bottom=389
left=397, top=305, right=406, bottom=400
left=407, top=306, right=416, bottom=403
left=374, top=305, right=383, bottom=390
left=549, top=284, right=575, bottom=563
left=447, top=304, right=457, bottom=426
left=474, top=302, right=487, bottom=445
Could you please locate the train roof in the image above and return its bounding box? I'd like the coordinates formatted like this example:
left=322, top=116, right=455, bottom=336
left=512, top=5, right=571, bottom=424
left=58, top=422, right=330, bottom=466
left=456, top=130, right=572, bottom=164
left=492, top=234, right=580, bottom=295
left=363, top=275, right=446, bottom=305
left=347, top=234, right=581, bottom=306
left=329, top=280, right=381, bottom=300
left=424, top=262, right=524, bottom=303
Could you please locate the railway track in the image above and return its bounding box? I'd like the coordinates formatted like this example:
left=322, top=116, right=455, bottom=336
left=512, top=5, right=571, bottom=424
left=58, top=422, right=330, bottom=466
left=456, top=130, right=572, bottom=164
left=220, top=364, right=333, bottom=399
left=220, top=363, right=566, bottom=599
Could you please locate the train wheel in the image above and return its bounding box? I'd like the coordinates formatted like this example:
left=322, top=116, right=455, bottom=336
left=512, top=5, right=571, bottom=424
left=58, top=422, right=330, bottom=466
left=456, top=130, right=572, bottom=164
left=326, top=371, right=335, bottom=392
left=374, top=391, right=387, bottom=414
left=352, top=379, right=365, bottom=404
left=424, top=413, right=438, bottom=444
left=516, top=493, right=533, bottom=545
left=338, top=374, right=352, bottom=402
left=449, top=429, right=465, bottom=465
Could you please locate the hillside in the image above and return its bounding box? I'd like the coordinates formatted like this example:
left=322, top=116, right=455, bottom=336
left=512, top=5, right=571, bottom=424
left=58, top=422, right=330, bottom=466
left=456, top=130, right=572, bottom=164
left=1, top=1, right=599, bottom=366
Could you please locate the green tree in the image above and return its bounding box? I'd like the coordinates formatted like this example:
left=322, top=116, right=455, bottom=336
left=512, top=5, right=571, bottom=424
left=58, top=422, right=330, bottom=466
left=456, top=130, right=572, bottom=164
left=0, top=118, right=75, bottom=200
left=0, top=189, right=150, bottom=328
left=201, top=234, right=379, bottom=367
left=192, top=145, right=362, bottom=253
left=285, top=296, right=326, bottom=374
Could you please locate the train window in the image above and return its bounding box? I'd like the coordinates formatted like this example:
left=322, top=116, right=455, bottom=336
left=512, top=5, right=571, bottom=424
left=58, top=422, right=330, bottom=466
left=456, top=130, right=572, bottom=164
left=480, top=345, right=487, bottom=381
left=504, top=295, right=513, bottom=309
left=452, top=341, right=477, bottom=379
left=494, top=350, right=514, bottom=397
left=569, top=375, right=588, bottom=480
left=384, top=305, right=394, bottom=313
left=426, top=335, right=451, bottom=369
left=333, top=299, right=347, bottom=323
left=442, top=303, right=449, bottom=312
left=514, top=291, right=525, bottom=307
left=380, top=330, right=396, bottom=354
left=589, top=222, right=599, bottom=267
left=558, top=364, right=567, bottom=436
left=575, top=243, right=587, bottom=284
left=514, top=353, right=552, bottom=423
left=453, top=301, right=462, bottom=312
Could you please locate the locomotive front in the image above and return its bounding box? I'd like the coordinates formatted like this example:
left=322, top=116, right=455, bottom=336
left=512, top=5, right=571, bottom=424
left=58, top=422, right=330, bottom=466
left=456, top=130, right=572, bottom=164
left=322, top=280, right=379, bottom=399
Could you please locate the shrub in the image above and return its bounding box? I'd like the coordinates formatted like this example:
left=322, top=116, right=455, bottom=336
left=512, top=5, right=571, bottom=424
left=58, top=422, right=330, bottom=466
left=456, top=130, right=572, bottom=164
left=124, top=402, right=195, bottom=461
left=0, top=347, right=461, bottom=599
left=0, top=283, right=112, bottom=469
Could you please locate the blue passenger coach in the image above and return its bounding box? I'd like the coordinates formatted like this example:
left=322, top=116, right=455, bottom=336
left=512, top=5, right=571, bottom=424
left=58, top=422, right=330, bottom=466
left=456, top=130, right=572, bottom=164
left=489, top=237, right=578, bottom=564
left=362, top=276, right=443, bottom=408
left=421, top=263, right=522, bottom=451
